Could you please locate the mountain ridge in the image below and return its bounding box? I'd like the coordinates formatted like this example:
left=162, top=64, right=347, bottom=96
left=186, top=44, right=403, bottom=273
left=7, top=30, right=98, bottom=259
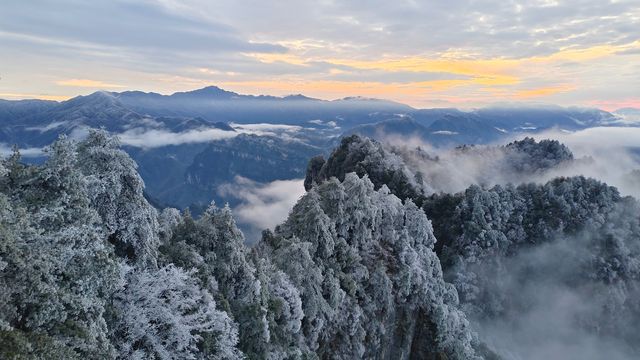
left=5, top=85, right=632, bottom=114
left=1, top=85, right=637, bottom=226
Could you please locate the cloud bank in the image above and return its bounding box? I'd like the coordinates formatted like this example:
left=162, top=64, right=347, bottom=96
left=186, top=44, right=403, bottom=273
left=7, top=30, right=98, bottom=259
left=474, top=231, right=638, bottom=360
left=381, top=125, right=640, bottom=199
left=526, top=127, right=640, bottom=198
left=217, top=177, right=305, bottom=242
left=0, top=143, right=43, bottom=157
left=116, top=122, right=307, bottom=149
left=118, top=127, right=238, bottom=148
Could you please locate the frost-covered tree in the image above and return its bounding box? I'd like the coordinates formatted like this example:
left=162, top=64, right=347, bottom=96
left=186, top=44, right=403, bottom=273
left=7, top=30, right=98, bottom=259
left=251, top=253, right=306, bottom=359
left=161, top=204, right=309, bottom=359
left=304, top=135, right=640, bottom=357
left=0, top=135, right=245, bottom=360
left=503, top=137, right=573, bottom=173
left=111, top=264, right=241, bottom=360
left=77, top=130, right=160, bottom=267
left=305, top=135, right=424, bottom=203
left=158, top=207, right=182, bottom=244
left=0, top=137, right=120, bottom=358
left=307, top=135, right=580, bottom=204
left=10, top=129, right=638, bottom=359
left=422, top=176, right=640, bottom=356
left=260, top=173, right=484, bottom=359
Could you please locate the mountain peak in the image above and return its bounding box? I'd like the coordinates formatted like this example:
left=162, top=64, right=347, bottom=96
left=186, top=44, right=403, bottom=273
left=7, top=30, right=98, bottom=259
left=63, top=90, right=120, bottom=107
left=283, top=94, right=318, bottom=101
left=171, top=86, right=238, bottom=99
left=87, top=90, right=117, bottom=99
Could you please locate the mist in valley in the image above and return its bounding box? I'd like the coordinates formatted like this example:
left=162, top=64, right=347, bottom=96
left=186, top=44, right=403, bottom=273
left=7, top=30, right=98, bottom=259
left=372, top=128, right=640, bottom=359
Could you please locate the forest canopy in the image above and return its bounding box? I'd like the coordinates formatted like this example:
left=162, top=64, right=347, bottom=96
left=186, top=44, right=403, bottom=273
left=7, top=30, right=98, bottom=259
left=1, top=132, right=639, bottom=359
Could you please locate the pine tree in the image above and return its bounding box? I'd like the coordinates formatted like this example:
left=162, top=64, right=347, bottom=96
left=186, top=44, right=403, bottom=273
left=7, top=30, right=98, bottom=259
left=259, top=172, right=482, bottom=359
left=112, top=264, right=241, bottom=360
left=0, top=137, right=120, bottom=358
left=162, top=203, right=308, bottom=359
left=77, top=130, right=160, bottom=267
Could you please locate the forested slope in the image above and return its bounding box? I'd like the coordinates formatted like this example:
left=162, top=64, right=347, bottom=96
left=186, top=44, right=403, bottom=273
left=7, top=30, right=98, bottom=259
left=0, top=132, right=492, bottom=359
left=306, top=135, right=640, bottom=359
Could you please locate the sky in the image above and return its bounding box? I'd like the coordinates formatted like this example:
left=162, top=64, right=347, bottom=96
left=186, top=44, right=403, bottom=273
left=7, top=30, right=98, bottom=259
left=1, top=0, right=639, bottom=110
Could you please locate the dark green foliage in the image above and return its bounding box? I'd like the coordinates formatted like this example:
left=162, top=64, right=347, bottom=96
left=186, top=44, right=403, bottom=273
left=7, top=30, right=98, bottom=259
left=303, top=155, right=325, bottom=191
left=0, top=329, right=81, bottom=360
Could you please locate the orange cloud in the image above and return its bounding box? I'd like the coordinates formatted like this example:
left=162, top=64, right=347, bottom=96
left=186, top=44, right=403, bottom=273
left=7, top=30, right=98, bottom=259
left=249, top=52, right=520, bottom=86
left=247, top=41, right=640, bottom=100
left=57, top=78, right=125, bottom=88
left=515, top=85, right=575, bottom=98
left=328, top=57, right=519, bottom=81
left=535, top=41, right=640, bottom=63
left=0, top=92, right=71, bottom=101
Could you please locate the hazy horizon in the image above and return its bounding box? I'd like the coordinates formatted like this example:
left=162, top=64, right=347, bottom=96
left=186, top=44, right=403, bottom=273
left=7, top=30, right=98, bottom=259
left=2, top=0, right=639, bottom=110
left=2, top=84, right=638, bottom=113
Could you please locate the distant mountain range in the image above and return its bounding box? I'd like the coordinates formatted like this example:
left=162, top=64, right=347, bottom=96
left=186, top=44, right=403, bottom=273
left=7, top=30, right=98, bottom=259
left=0, top=86, right=633, bottom=149
left=348, top=105, right=622, bottom=147
left=1, top=86, right=638, bottom=216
